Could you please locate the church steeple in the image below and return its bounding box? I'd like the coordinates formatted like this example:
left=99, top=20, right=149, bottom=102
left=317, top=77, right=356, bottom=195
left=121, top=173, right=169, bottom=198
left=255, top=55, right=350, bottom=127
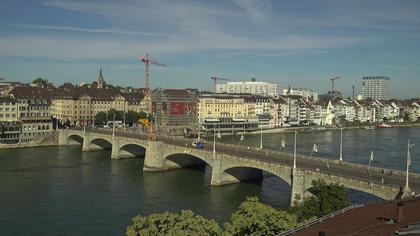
left=97, top=68, right=105, bottom=89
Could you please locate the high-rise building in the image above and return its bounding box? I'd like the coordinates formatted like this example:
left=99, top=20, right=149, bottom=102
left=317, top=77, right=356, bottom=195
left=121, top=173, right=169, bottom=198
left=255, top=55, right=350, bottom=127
left=362, top=76, right=390, bottom=100
left=216, top=81, right=280, bottom=97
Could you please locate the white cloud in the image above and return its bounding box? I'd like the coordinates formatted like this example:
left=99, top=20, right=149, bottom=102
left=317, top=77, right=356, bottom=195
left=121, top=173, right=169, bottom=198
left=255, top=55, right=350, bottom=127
left=232, top=0, right=272, bottom=22
left=1, top=23, right=164, bottom=37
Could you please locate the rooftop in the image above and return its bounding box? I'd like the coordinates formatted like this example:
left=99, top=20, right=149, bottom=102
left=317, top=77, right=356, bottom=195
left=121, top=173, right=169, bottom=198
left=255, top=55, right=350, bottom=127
left=294, top=198, right=420, bottom=236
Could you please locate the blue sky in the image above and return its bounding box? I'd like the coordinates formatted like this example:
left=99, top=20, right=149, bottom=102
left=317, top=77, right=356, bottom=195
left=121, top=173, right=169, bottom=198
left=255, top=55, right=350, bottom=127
left=0, top=0, right=419, bottom=98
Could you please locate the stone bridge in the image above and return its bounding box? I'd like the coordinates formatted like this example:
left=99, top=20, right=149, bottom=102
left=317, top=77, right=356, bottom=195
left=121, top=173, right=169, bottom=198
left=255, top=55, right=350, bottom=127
left=59, top=129, right=418, bottom=205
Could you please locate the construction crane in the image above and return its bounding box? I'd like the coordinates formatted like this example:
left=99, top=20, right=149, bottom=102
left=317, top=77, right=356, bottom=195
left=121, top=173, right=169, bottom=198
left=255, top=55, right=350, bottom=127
left=211, top=76, right=229, bottom=92
left=139, top=53, right=166, bottom=90
left=330, top=77, right=341, bottom=92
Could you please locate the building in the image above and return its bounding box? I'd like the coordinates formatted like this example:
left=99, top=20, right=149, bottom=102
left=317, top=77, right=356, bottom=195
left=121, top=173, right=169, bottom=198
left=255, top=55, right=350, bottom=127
left=362, top=76, right=390, bottom=100
left=216, top=81, right=280, bottom=97
left=151, top=88, right=198, bottom=135
left=9, top=86, right=53, bottom=141
left=0, top=96, right=21, bottom=143
left=282, top=88, right=319, bottom=102
left=97, top=68, right=106, bottom=89
left=197, top=93, right=258, bottom=134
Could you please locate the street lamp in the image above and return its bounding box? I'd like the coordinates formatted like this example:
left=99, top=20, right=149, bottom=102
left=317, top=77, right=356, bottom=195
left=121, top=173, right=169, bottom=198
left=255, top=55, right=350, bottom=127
left=213, top=122, right=216, bottom=154
left=405, top=139, right=414, bottom=190
left=112, top=112, right=116, bottom=137
left=260, top=123, right=263, bottom=149
left=339, top=127, right=343, bottom=163
left=293, top=129, right=297, bottom=169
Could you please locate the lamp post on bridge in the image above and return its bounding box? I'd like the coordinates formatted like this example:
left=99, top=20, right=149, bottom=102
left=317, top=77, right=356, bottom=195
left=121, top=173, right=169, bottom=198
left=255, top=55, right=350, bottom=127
left=213, top=122, right=216, bottom=154
left=260, top=123, right=263, bottom=149
left=293, top=129, right=297, bottom=169
left=112, top=113, right=116, bottom=137
left=405, top=139, right=414, bottom=191
left=339, top=127, right=343, bottom=163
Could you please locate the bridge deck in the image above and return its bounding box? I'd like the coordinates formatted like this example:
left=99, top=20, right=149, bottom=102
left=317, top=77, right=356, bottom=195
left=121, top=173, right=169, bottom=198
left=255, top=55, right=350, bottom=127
left=66, top=128, right=420, bottom=194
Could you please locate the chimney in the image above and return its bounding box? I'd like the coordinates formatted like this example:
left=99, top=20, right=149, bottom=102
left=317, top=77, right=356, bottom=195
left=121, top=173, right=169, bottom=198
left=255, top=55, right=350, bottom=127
left=397, top=202, right=404, bottom=223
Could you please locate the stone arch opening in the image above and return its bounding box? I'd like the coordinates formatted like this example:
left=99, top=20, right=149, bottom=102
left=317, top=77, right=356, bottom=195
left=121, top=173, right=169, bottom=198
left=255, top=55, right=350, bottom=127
left=165, top=153, right=210, bottom=170
left=68, top=134, right=83, bottom=145
left=119, top=144, right=146, bottom=158
left=222, top=166, right=291, bottom=187
left=90, top=138, right=112, bottom=150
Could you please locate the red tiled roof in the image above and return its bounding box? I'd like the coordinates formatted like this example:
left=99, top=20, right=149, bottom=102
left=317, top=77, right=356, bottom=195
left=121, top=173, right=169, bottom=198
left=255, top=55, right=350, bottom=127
left=294, top=198, right=420, bottom=236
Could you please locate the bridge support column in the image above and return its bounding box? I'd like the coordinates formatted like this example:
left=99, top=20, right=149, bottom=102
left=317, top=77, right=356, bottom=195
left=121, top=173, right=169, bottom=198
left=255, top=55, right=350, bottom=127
left=143, top=141, right=166, bottom=171
left=58, top=130, right=68, bottom=145
left=290, top=169, right=312, bottom=206
left=210, top=155, right=237, bottom=186
left=81, top=134, right=94, bottom=152
left=111, top=138, right=120, bottom=159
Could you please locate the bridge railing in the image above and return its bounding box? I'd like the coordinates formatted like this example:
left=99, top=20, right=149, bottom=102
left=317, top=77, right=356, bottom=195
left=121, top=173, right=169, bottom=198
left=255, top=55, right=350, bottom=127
left=277, top=204, right=364, bottom=236
left=65, top=128, right=420, bottom=180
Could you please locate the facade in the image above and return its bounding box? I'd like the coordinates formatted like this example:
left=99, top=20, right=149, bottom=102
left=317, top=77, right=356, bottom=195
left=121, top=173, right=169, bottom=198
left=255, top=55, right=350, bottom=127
left=216, top=81, right=280, bottom=97
left=197, top=93, right=258, bottom=133
left=362, top=76, right=390, bottom=100
left=283, top=88, right=319, bottom=102
left=0, top=96, right=21, bottom=143
left=151, top=88, right=198, bottom=135
left=9, top=86, right=53, bottom=141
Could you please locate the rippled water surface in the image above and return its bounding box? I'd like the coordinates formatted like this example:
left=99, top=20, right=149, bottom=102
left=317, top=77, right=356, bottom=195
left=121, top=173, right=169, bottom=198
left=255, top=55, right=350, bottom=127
left=0, top=127, right=418, bottom=235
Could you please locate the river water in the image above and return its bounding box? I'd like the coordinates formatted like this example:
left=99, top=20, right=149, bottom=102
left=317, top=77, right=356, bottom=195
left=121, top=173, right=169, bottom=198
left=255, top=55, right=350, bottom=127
left=0, top=127, right=419, bottom=235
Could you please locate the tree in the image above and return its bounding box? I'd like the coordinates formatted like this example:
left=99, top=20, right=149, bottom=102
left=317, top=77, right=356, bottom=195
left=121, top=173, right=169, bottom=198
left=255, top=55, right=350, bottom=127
left=32, top=77, right=55, bottom=88
left=289, top=179, right=350, bottom=222
left=126, top=210, right=222, bottom=236
left=95, top=111, right=108, bottom=125
left=223, top=197, right=297, bottom=236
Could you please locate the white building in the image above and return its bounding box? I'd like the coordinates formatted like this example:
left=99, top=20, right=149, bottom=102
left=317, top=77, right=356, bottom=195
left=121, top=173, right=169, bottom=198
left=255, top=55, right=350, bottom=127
left=283, top=88, right=319, bottom=102
left=216, top=81, right=280, bottom=97
left=362, top=76, right=390, bottom=100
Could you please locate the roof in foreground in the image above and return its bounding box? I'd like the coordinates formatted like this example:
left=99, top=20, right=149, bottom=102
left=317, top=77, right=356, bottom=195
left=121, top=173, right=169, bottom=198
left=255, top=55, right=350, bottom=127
left=294, top=198, right=420, bottom=236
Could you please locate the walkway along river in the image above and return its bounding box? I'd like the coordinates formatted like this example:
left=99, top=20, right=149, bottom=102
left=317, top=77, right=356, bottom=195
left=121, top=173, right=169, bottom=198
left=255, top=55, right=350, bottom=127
left=0, top=127, right=418, bottom=235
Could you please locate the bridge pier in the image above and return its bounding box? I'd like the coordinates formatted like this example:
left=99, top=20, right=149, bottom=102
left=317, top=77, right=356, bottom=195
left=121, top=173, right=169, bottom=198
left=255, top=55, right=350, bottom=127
left=290, top=169, right=313, bottom=206
left=143, top=141, right=166, bottom=171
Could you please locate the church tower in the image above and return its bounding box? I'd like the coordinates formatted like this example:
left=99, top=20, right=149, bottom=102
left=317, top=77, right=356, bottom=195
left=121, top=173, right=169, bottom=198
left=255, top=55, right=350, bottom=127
left=97, top=68, right=105, bottom=89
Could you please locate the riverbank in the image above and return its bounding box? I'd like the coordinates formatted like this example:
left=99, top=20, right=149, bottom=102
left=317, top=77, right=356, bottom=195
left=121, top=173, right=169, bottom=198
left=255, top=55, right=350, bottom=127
left=0, top=132, right=58, bottom=149
left=248, top=122, right=420, bottom=134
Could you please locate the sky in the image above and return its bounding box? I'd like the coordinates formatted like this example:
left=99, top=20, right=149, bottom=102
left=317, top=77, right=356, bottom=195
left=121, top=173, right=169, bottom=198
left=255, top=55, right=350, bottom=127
left=0, top=0, right=419, bottom=98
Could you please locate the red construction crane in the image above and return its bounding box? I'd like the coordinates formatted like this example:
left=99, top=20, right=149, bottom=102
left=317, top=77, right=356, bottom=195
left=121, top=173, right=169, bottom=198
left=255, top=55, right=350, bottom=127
left=330, top=77, right=341, bottom=92
left=139, top=53, right=166, bottom=90
left=211, top=76, right=229, bottom=92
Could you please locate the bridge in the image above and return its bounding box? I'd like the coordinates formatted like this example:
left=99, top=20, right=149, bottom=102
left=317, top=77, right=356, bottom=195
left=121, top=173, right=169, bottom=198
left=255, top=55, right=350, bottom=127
left=58, top=129, right=419, bottom=205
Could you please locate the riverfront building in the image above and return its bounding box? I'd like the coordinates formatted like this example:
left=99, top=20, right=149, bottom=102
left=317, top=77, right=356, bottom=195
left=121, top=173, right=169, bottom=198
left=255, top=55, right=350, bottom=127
left=216, top=81, right=280, bottom=97
left=9, top=86, right=53, bottom=141
left=151, top=88, right=198, bottom=135
left=197, top=93, right=259, bottom=134
left=362, top=76, right=390, bottom=100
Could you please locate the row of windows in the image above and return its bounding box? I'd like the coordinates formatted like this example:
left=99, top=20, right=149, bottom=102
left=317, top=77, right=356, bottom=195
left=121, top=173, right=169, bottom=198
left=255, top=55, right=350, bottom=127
left=0, top=108, right=16, bottom=112
left=23, top=124, right=50, bottom=131
left=0, top=113, right=17, bottom=118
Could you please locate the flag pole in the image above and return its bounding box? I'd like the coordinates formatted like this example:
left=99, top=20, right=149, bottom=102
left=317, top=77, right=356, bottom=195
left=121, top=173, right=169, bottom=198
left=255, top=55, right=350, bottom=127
left=405, top=139, right=410, bottom=190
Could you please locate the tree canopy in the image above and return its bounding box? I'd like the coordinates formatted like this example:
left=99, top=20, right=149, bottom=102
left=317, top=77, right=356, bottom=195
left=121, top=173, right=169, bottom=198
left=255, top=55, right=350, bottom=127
left=126, top=210, right=222, bottom=236
left=223, top=197, right=297, bottom=236
left=289, top=179, right=350, bottom=222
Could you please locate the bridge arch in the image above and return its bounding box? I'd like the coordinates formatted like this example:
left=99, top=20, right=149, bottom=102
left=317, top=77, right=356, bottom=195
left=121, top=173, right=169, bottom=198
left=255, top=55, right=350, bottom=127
left=89, top=138, right=112, bottom=150
left=119, top=143, right=146, bottom=158
left=164, top=152, right=212, bottom=170
left=302, top=171, right=401, bottom=201
left=67, top=134, right=84, bottom=145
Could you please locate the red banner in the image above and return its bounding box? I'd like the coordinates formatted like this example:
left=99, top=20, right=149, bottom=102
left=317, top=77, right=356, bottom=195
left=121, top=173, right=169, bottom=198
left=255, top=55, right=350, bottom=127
left=170, top=102, right=185, bottom=115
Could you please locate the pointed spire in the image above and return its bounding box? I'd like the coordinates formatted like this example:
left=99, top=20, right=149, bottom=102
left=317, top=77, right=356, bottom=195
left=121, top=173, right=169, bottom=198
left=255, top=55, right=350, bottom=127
left=97, top=67, right=105, bottom=89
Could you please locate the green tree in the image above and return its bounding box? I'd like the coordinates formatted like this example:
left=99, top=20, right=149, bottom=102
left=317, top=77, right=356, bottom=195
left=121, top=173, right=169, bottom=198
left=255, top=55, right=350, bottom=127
left=32, top=77, right=54, bottom=88
left=223, top=197, right=297, bottom=236
left=95, top=111, right=108, bottom=125
left=126, top=210, right=222, bottom=236
left=289, top=179, right=350, bottom=222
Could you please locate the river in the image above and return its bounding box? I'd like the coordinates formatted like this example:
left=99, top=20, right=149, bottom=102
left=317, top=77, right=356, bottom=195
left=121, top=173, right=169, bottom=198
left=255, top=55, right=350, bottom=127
left=0, top=127, right=418, bottom=235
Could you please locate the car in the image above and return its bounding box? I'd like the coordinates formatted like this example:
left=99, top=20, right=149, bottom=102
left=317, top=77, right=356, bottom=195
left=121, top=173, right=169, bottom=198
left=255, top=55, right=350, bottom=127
left=191, top=141, right=204, bottom=148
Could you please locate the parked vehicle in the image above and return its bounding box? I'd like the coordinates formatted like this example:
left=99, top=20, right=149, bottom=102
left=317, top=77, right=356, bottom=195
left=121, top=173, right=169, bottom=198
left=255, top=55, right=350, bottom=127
left=191, top=141, right=204, bottom=148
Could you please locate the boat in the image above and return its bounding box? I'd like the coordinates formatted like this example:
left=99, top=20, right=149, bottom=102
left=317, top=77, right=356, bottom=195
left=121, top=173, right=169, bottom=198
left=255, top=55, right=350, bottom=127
left=377, top=123, right=393, bottom=128
left=364, top=126, right=375, bottom=130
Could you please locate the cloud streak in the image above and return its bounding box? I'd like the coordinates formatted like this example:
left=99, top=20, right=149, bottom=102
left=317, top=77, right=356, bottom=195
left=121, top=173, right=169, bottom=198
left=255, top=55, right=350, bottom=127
left=1, top=23, right=164, bottom=37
